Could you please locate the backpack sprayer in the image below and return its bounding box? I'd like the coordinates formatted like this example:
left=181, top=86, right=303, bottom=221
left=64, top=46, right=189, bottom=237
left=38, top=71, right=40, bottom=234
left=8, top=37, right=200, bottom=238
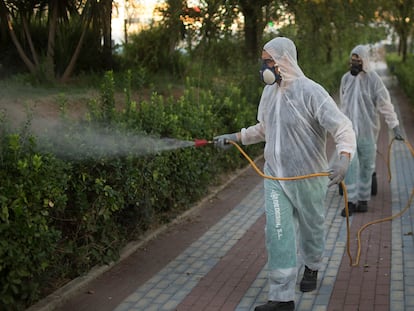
left=192, top=137, right=414, bottom=267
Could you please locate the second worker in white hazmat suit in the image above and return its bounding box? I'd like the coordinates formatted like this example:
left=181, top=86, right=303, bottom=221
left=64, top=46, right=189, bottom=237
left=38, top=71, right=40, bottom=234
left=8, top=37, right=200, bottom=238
left=215, top=37, right=356, bottom=311
left=338, top=45, right=404, bottom=217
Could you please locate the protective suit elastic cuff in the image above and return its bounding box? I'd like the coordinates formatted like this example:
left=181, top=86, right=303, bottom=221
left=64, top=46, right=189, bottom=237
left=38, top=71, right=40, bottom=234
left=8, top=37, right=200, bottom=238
left=240, top=128, right=247, bottom=145
left=338, top=149, right=355, bottom=160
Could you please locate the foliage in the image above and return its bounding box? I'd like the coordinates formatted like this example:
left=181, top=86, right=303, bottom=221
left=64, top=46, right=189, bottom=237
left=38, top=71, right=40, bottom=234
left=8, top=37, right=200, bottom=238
left=54, top=18, right=109, bottom=76
left=0, top=131, right=69, bottom=309
left=0, top=59, right=262, bottom=309
left=1, top=0, right=399, bottom=85
left=192, top=35, right=246, bottom=68
left=282, top=0, right=387, bottom=67
left=387, top=53, right=414, bottom=103
left=100, top=71, right=116, bottom=123
left=303, top=57, right=347, bottom=94
left=377, top=0, right=414, bottom=62
left=121, top=26, right=188, bottom=77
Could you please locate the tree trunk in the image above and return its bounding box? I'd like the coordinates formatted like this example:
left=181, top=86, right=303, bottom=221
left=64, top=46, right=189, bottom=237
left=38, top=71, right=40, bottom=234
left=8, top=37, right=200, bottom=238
left=0, top=0, right=36, bottom=74
left=241, top=5, right=261, bottom=60
left=60, top=1, right=94, bottom=82
left=45, top=0, right=59, bottom=80
left=165, top=0, right=186, bottom=54
left=22, top=17, right=39, bottom=66
left=239, top=0, right=271, bottom=61
left=0, top=0, right=9, bottom=46
left=401, top=32, right=407, bottom=62
left=102, top=0, right=113, bottom=70
left=395, top=22, right=408, bottom=62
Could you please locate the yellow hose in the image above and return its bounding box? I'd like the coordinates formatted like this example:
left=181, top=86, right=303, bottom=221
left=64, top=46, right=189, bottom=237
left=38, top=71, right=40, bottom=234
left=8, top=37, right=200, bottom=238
left=228, top=139, right=414, bottom=267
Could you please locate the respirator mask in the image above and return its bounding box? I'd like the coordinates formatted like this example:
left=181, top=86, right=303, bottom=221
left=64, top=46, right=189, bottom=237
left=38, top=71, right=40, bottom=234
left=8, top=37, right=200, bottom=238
left=350, top=59, right=363, bottom=76
left=260, top=60, right=282, bottom=85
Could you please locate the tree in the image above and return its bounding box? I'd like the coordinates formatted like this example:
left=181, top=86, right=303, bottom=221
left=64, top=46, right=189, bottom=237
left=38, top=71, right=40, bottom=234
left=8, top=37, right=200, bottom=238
left=101, top=0, right=113, bottom=68
left=378, top=0, right=414, bottom=62
left=237, top=0, right=275, bottom=60
left=280, top=0, right=391, bottom=68
left=198, top=0, right=224, bottom=45
left=173, top=0, right=280, bottom=61
left=161, top=0, right=187, bottom=54
left=0, top=0, right=114, bottom=82
left=88, top=0, right=113, bottom=70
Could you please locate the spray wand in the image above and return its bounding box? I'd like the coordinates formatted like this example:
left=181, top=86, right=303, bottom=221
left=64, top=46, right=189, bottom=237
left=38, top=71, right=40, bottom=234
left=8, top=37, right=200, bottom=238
left=193, top=139, right=214, bottom=147
left=193, top=138, right=235, bottom=148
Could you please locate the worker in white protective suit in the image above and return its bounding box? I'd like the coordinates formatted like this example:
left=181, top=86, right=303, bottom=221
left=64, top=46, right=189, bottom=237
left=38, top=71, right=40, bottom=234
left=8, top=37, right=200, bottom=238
left=214, top=37, right=356, bottom=311
left=338, top=45, right=404, bottom=217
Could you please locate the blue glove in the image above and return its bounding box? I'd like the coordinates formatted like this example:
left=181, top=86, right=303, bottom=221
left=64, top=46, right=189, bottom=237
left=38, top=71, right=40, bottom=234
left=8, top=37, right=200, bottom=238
left=393, top=126, right=404, bottom=141
left=328, top=154, right=350, bottom=187
left=214, top=133, right=239, bottom=150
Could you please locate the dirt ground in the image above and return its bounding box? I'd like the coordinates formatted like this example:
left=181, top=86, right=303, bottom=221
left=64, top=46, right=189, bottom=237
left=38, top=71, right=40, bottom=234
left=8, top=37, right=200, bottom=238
left=0, top=82, right=185, bottom=134
left=0, top=85, right=94, bottom=132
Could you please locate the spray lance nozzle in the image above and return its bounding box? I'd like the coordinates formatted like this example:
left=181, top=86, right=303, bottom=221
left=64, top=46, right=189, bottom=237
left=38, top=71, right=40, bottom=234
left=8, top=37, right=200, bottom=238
left=194, top=138, right=235, bottom=148
left=193, top=139, right=214, bottom=147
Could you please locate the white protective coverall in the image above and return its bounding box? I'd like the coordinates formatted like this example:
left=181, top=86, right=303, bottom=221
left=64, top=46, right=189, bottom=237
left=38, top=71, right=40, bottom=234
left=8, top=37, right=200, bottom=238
left=339, top=45, right=399, bottom=204
left=239, top=37, right=356, bottom=302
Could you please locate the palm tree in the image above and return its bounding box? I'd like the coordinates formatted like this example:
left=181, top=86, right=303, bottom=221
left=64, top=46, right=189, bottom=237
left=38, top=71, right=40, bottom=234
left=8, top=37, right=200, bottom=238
left=1, top=0, right=114, bottom=82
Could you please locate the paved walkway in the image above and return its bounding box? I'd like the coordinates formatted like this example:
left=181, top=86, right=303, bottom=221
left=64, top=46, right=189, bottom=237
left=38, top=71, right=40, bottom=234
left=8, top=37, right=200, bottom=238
left=30, top=61, right=414, bottom=311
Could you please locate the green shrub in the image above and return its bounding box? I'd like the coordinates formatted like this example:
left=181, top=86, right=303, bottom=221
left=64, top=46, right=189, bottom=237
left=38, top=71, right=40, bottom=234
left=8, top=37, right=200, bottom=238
left=121, top=27, right=188, bottom=77
left=387, top=53, right=414, bottom=103
left=0, top=133, right=69, bottom=310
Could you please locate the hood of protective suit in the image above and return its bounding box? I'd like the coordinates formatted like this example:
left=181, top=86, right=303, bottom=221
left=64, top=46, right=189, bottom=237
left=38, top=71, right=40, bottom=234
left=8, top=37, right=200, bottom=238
left=350, top=45, right=371, bottom=72
left=263, top=37, right=305, bottom=84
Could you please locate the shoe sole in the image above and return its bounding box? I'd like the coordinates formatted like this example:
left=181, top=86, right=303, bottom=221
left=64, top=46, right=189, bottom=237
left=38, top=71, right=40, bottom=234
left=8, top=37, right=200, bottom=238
left=356, top=208, right=367, bottom=212
left=300, top=284, right=316, bottom=292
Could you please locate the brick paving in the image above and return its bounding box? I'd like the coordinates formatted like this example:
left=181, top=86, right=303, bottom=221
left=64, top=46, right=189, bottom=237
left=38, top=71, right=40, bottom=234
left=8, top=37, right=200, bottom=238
left=327, top=63, right=395, bottom=311
left=30, top=61, right=414, bottom=311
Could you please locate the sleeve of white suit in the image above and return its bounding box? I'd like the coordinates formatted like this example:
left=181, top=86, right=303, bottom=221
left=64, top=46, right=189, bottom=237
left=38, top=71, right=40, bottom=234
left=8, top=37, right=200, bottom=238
left=240, top=123, right=265, bottom=145
left=372, top=73, right=399, bottom=129
left=317, top=95, right=356, bottom=160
